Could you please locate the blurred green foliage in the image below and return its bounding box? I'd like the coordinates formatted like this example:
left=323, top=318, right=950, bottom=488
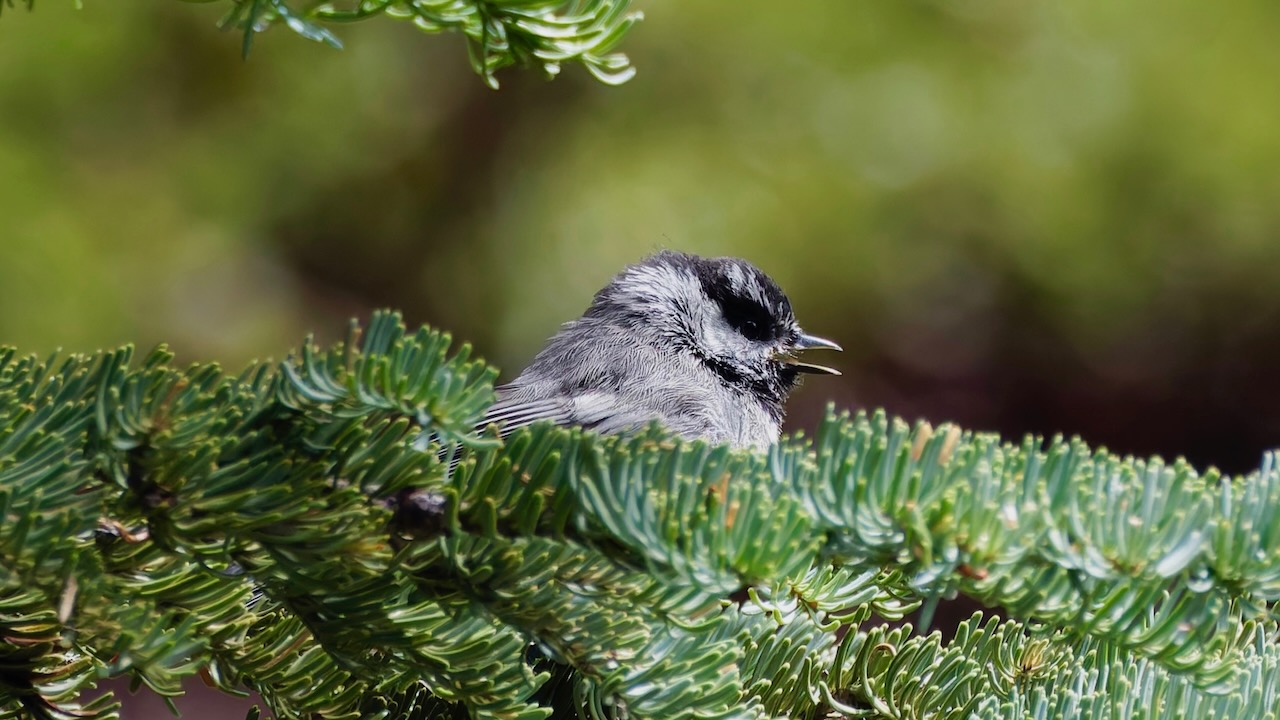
left=2, top=0, right=1280, bottom=470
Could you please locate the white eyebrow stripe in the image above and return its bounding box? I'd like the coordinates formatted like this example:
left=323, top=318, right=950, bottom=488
left=723, top=263, right=747, bottom=293
left=721, top=261, right=778, bottom=305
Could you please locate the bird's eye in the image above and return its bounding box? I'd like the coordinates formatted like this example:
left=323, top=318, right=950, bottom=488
left=721, top=297, right=774, bottom=342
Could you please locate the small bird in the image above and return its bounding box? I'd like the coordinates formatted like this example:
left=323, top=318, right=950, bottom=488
left=482, top=251, right=840, bottom=450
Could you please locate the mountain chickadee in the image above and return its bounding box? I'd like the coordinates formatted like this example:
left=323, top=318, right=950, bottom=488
left=482, top=251, right=840, bottom=450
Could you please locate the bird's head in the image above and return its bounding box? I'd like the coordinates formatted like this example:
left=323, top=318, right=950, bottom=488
left=585, top=250, right=841, bottom=410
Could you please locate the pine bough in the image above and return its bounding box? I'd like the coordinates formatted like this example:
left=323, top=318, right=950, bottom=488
left=0, top=312, right=1277, bottom=719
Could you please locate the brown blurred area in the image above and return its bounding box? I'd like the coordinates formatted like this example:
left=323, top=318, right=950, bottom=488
left=4, top=0, right=1280, bottom=716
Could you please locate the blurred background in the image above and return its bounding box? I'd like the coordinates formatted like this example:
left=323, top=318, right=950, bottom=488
left=4, top=0, right=1280, bottom=715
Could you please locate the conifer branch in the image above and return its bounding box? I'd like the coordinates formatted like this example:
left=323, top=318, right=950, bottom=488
left=202, top=0, right=640, bottom=87
left=1, top=313, right=1277, bottom=719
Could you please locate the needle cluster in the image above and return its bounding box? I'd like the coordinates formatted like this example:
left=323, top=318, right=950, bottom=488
left=0, top=313, right=1277, bottom=720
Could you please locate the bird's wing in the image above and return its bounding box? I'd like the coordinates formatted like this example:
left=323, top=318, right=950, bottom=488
left=479, top=394, right=575, bottom=439
left=566, top=390, right=661, bottom=436
left=433, top=392, right=575, bottom=472
left=479, top=388, right=658, bottom=439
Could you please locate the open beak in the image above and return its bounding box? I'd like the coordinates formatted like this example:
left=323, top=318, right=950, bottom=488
left=794, top=333, right=843, bottom=352
left=782, top=331, right=843, bottom=375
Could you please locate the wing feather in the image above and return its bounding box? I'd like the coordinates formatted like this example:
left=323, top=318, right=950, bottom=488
left=438, top=388, right=663, bottom=474
left=480, top=388, right=660, bottom=439
left=479, top=394, right=574, bottom=438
